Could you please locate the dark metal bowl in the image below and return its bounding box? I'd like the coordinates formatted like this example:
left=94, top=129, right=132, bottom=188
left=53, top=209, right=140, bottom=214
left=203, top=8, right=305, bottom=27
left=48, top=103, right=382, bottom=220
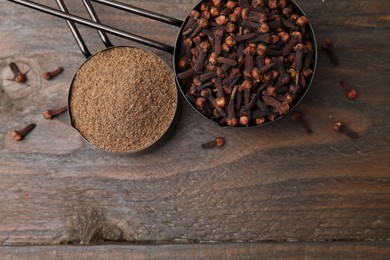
left=173, top=0, right=317, bottom=128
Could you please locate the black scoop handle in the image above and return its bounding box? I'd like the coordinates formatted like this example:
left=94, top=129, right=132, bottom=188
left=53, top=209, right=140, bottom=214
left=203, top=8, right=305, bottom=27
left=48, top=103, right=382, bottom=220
left=7, top=0, right=184, bottom=56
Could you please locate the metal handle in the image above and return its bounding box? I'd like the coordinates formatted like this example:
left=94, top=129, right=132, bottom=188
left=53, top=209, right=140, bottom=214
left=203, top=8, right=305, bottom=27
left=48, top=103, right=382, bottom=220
left=82, top=0, right=114, bottom=48
left=90, top=0, right=183, bottom=27
left=55, top=0, right=92, bottom=58
left=7, top=0, right=184, bottom=55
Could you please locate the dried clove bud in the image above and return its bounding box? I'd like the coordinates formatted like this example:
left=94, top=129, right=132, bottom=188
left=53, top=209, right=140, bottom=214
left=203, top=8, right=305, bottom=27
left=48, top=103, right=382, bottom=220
left=9, top=62, right=27, bottom=83
left=290, top=111, right=312, bottom=134
left=340, top=79, right=358, bottom=101
left=321, top=38, right=339, bottom=66
left=43, top=106, right=67, bottom=120
left=333, top=121, right=359, bottom=139
left=201, top=136, right=226, bottom=149
left=12, top=123, right=36, bottom=141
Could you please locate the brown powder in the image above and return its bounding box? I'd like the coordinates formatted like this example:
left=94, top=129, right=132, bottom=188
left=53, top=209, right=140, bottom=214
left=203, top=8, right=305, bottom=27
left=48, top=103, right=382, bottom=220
left=69, top=47, right=177, bottom=153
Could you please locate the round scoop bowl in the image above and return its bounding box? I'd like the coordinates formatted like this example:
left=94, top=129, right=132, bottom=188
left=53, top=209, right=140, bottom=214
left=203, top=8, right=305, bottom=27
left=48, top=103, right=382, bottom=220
left=68, top=46, right=178, bottom=154
left=174, top=0, right=317, bottom=128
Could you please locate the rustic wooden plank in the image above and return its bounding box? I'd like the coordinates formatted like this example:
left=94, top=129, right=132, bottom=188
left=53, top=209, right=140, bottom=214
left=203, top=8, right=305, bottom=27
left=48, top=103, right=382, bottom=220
left=1, top=242, right=390, bottom=259
left=0, top=0, right=389, bottom=247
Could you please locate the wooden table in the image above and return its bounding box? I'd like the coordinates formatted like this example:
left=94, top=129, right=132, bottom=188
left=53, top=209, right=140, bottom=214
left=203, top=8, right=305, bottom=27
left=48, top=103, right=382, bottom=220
left=1, top=0, right=389, bottom=258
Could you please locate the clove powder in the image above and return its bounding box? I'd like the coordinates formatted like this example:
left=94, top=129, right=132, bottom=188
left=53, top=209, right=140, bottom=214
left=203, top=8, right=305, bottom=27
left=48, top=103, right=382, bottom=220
left=69, top=47, right=177, bottom=153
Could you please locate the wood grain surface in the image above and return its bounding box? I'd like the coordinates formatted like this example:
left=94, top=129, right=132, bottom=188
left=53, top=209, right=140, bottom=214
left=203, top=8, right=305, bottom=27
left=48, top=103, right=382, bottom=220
left=0, top=0, right=389, bottom=256
left=1, top=242, right=390, bottom=259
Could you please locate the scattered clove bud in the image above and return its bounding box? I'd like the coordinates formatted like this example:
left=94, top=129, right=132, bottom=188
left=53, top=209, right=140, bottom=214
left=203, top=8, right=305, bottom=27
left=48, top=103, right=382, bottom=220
left=332, top=121, right=359, bottom=139
left=43, top=67, right=64, bottom=80
left=43, top=105, right=68, bottom=120
left=201, top=136, right=226, bottom=149
left=340, top=79, right=358, bottom=101
left=9, top=62, right=27, bottom=83
left=321, top=38, right=339, bottom=66
left=290, top=111, right=312, bottom=134
left=12, top=123, right=36, bottom=141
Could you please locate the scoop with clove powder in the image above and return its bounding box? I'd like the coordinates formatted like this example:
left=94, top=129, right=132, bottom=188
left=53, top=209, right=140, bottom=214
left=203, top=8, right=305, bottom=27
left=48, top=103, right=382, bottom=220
left=69, top=47, right=177, bottom=153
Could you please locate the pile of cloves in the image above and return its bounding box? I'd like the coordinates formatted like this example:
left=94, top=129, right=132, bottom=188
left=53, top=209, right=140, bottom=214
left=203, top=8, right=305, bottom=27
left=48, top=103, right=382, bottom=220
left=177, top=0, right=315, bottom=127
